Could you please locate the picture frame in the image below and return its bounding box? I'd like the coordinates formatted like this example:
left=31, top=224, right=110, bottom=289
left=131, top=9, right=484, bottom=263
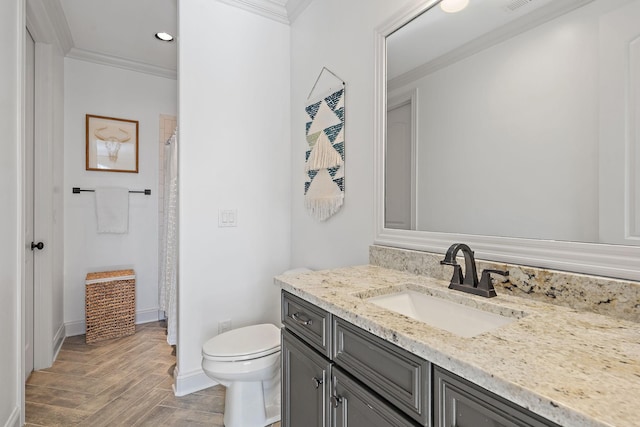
left=86, top=114, right=139, bottom=173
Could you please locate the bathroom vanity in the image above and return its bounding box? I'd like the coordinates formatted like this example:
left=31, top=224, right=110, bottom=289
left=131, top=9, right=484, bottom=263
left=276, top=259, right=640, bottom=427
left=282, top=291, right=559, bottom=426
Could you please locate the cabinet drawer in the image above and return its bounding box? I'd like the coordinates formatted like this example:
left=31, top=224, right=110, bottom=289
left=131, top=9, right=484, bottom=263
left=433, top=367, right=559, bottom=427
left=282, top=291, right=332, bottom=357
left=332, top=317, right=430, bottom=425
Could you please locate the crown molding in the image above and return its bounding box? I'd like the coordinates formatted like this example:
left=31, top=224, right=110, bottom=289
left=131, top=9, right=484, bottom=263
left=67, top=47, right=177, bottom=80
left=217, top=0, right=290, bottom=24
left=26, top=0, right=73, bottom=55
left=285, top=0, right=314, bottom=23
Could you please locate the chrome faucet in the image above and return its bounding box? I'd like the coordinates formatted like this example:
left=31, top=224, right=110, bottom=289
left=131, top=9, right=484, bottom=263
left=440, top=243, right=508, bottom=298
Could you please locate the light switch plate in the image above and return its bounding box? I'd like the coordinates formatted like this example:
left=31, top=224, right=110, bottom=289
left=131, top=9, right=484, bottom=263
left=218, top=209, right=237, bottom=227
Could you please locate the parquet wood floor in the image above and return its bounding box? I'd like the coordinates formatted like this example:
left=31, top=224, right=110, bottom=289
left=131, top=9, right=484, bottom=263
left=25, top=321, right=281, bottom=427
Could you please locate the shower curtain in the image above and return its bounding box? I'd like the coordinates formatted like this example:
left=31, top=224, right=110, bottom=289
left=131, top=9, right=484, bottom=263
left=160, top=128, right=178, bottom=345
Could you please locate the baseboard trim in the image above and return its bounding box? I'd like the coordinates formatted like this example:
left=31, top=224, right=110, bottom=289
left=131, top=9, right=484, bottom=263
left=173, top=366, right=217, bottom=397
left=65, top=307, right=161, bottom=337
left=136, top=308, right=161, bottom=324
left=64, top=319, right=85, bottom=337
left=3, top=406, right=20, bottom=427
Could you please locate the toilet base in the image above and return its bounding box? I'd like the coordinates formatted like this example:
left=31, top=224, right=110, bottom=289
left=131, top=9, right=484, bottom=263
left=223, top=379, right=281, bottom=427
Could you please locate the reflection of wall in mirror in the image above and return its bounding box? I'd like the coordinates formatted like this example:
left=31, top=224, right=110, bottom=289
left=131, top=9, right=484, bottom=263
left=387, top=0, right=640, bottom=245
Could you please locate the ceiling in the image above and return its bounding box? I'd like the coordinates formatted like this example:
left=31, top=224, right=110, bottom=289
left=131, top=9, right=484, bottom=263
left=56, top=0, right=309, bottom=79
left=386, top=0, right=591, bottom=83
left=59, top=0, right=178, bottom=77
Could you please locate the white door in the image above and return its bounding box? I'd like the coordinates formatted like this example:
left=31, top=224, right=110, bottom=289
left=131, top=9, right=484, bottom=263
left=25, top=27, right=36, bottom=380
left=385, top=100, right=414, bottom=230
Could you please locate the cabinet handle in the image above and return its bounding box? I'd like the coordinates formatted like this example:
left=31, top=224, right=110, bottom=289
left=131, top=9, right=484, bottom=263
left=330, top=395, right=342, bottom=408
left=312, top=376, right=323, bottom=389
left=290, top=312, right=313, bottom=326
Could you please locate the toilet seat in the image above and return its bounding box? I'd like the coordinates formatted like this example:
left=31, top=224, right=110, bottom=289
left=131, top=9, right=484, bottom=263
left=202, top=323, right=280, bottom=362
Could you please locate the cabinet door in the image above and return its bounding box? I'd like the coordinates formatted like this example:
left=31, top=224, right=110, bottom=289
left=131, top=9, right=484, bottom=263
left=434, top=367, right=559, bottom=427
left=282, top=329, right=331, bottom=427
left=333, top=317, right=430, bottom=425
left=331, top=367, right=418, bottom=427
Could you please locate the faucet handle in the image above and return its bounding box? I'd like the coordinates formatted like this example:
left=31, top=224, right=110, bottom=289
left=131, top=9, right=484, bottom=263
left=478, top=269, right=509, bottom=295
left=482, top=269, right=509, bottom=277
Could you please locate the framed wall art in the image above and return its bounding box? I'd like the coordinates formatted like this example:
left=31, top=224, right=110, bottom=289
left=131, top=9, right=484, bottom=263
left=86, top=114, right=139, bottom=173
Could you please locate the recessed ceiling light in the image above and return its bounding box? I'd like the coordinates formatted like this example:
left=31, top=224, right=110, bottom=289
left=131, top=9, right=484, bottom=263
left=440, top=0, right=469, bottom=13
left=155, top=32, right=174, bottom=42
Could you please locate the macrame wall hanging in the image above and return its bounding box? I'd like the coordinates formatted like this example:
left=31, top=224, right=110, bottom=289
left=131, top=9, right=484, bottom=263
left=304, top=67, right=345, bottom=221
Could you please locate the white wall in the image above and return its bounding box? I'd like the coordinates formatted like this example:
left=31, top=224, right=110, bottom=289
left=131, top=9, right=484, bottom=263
left=63, top=58, right=176, bottom=334
left=0, top=0, right=23, bottom=424
left=177, top=0, right=291, bottom=394
left=289, top=0, right=413, bottom=270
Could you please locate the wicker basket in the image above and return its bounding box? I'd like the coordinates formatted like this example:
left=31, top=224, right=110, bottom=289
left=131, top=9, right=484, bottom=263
left=85, top=269, right=136, bottom=343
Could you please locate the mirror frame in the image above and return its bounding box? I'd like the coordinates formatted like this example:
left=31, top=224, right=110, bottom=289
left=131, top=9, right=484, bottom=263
left=373, top=0, right=640, bottom=281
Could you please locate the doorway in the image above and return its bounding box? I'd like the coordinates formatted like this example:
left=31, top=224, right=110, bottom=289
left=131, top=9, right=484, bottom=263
left=385, top=90, right=418, bottom=230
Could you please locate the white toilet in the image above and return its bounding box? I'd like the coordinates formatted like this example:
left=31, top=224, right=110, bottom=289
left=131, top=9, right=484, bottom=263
left=202, top=323, right=281, bottom=427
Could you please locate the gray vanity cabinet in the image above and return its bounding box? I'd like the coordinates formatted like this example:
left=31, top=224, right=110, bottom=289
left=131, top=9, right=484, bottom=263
left=282, top=328, right=331, bottom=427
left=433, top=367, right=559, bottom=427
left=282, top=291, right=558, bottom=427
left=281, top=291, right=417, bottom=427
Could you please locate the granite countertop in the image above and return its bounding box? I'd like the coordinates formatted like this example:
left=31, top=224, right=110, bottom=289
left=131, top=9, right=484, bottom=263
left=275, top=265, right=640, bottom=427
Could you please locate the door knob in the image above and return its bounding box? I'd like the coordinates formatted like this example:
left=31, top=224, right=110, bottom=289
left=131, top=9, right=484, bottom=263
left=330, top=395, right=342, bottom=408
left=312, top=376, right=323, bottom=389
left=31, top=241, right=44, bottom=250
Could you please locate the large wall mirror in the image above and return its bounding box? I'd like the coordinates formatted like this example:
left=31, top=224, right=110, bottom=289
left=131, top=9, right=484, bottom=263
left=374, top=0, right=640, bottom=280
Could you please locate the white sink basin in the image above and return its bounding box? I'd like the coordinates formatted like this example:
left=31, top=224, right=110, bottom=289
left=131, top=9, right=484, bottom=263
left=367, top=290, right=518, bottom=338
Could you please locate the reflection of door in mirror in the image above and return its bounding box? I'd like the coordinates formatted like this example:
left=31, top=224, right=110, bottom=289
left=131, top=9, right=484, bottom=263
left=386, top=93, right=417, bottom=230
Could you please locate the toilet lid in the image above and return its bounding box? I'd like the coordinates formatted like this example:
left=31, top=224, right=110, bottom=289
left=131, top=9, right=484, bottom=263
left=202, top=323, right=280, bottom=362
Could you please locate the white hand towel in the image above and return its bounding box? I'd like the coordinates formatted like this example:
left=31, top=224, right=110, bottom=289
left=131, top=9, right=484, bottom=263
left=95, top=187, right=129, bottom=233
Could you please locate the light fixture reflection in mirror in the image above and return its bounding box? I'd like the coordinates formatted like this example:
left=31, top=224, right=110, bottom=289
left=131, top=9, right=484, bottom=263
left=155, top=32, right=174, bottom=42
left=440, top=0, right=469, bottom=13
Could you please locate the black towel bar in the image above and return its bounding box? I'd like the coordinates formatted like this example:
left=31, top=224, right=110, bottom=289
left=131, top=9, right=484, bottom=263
left=72, top=187, right=151, bottom=195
